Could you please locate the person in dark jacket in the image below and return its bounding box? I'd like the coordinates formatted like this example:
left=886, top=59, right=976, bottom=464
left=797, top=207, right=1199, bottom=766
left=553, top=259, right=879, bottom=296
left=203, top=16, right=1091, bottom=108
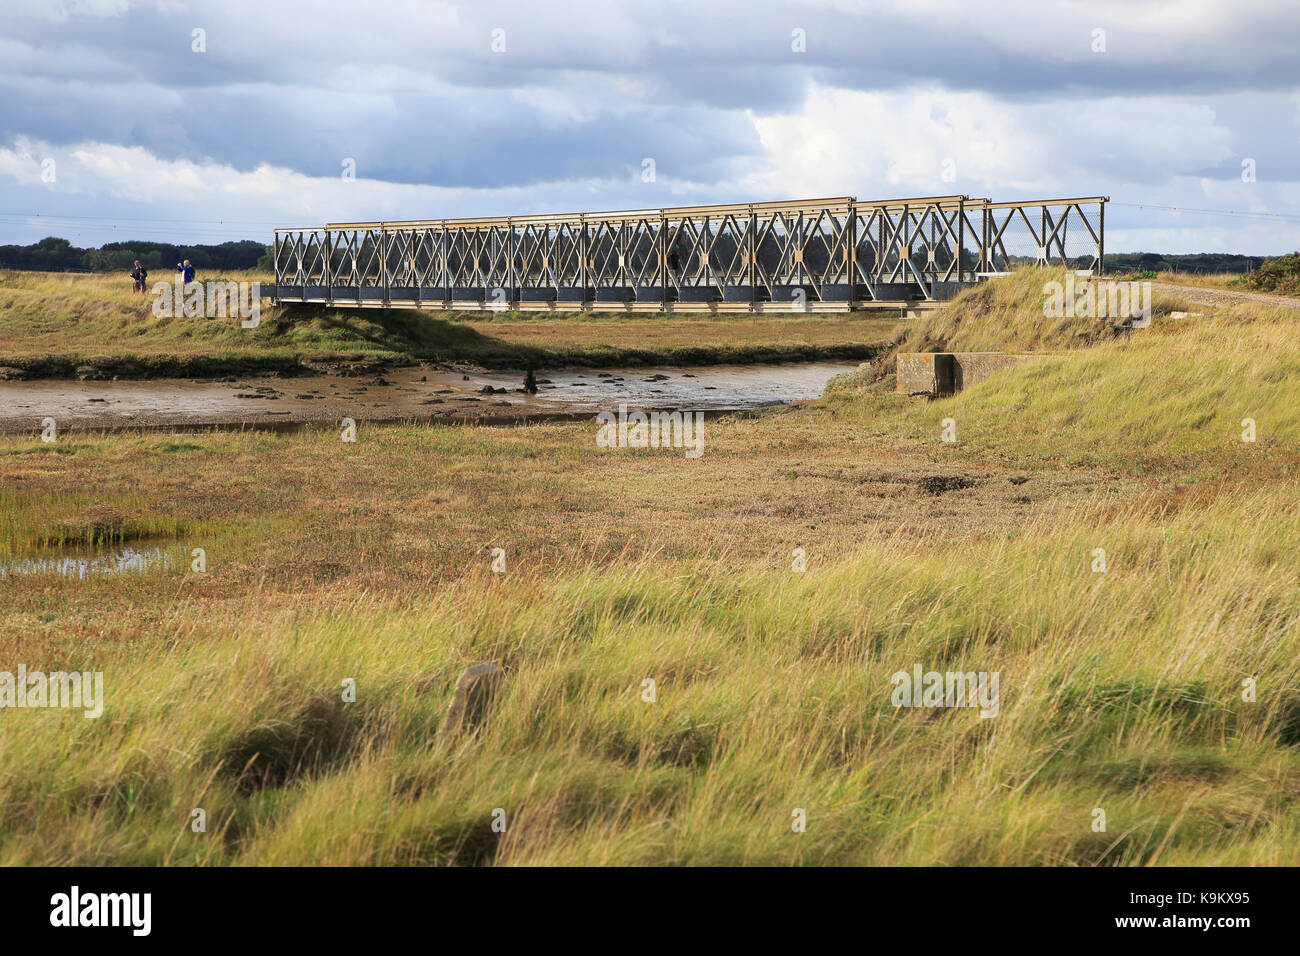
left=130, top=260, right=148, bottom=293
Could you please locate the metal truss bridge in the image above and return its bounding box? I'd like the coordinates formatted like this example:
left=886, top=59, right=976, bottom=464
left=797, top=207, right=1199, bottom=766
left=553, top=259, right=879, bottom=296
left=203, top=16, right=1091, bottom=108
left=267, top=194, right=1107, bottom=313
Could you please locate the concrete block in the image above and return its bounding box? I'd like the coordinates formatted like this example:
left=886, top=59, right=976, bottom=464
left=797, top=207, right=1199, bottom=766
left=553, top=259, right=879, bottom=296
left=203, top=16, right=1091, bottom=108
left=897, top=352, right=1049, bottom=396
left=896, top=352, right=952, bottom=396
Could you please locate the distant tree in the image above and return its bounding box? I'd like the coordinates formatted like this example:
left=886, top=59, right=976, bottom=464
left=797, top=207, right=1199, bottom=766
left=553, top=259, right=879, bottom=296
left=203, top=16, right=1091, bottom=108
left=0, top=237, right=268, bottom=273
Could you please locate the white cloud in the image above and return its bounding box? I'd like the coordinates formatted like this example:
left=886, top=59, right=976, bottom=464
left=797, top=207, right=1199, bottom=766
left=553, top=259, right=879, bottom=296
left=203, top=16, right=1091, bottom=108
left=747, top=83, right=1241, bottom=201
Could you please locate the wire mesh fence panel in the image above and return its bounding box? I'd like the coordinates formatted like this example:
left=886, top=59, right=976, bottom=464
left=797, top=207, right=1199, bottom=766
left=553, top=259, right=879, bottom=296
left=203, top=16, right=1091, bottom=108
left=982, top=201, right=1105, bottom=273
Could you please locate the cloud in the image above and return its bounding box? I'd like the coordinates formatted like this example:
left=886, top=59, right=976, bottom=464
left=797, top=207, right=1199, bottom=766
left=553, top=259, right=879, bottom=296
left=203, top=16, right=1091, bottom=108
left=1, top=0, right=1298, bottom=252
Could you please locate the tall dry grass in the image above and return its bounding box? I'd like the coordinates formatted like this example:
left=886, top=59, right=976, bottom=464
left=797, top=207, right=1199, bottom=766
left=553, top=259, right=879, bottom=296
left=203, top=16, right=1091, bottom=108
left=1, top=265, right=1297, bottom=864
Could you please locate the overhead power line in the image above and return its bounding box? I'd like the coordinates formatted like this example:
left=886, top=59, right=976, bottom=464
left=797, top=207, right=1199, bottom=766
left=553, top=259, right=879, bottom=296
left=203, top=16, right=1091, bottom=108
left=1110, top=202, right=1300, bottom=223
left=0, top=211, right=285, bottom=226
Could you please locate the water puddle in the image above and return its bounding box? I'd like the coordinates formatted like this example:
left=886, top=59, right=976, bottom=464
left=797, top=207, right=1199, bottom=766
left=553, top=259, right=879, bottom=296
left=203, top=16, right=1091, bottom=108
left=1, top=545, right=184, bottom=580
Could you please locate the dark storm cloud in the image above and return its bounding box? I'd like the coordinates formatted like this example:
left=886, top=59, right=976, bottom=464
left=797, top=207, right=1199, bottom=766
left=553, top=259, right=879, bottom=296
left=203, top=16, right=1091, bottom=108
left=4, top=0, right=1300, bottom=187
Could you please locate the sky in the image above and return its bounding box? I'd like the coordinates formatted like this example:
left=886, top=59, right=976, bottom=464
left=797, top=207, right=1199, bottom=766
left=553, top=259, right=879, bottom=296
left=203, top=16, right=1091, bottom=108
left=2, top=0, right=1299, bottom=253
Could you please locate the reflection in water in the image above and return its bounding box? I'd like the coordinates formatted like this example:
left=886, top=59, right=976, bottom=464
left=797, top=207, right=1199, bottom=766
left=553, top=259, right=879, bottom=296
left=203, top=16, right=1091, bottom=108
left=1, top=546, right=178, bottom=580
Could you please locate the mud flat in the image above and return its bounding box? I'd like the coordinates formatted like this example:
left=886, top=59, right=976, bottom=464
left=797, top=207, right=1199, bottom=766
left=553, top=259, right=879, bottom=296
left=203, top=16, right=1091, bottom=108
left=0, top=361, right=859, bottom=434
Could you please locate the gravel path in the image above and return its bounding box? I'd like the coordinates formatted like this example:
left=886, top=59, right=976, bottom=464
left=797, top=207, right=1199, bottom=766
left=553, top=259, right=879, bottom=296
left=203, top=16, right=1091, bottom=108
left=1152, top=282, right=1300, bottom=309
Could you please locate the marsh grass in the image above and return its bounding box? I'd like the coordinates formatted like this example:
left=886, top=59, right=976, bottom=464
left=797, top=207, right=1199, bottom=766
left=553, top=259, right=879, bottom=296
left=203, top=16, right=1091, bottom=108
left=1, top=267, right=1297, bottom=864
left=1, top=496, right=1296, bottom=865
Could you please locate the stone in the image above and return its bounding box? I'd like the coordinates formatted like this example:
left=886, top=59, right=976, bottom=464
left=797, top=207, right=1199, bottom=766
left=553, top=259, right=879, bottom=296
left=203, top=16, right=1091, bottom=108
left=440, top=662, right=505, bottom=739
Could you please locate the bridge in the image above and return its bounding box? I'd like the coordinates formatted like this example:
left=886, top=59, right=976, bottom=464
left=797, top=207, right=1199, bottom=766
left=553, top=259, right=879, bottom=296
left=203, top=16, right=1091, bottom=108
left=266, top=194, right=1107, bottom=313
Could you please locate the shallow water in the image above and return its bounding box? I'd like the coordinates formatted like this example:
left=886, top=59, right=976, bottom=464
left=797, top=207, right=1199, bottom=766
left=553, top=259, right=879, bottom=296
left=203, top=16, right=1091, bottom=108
left=0, top=361, right=859, bottom=433
left=1, top=545, right=182, bottom=579
left=474, top=362, right=855, bottom=411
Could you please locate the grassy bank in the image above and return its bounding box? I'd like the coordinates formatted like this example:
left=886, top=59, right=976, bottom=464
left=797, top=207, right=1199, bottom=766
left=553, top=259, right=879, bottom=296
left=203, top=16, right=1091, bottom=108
left=0, top=270, right=900, bottom=378
left=1, top=267, right=1297, bottom=865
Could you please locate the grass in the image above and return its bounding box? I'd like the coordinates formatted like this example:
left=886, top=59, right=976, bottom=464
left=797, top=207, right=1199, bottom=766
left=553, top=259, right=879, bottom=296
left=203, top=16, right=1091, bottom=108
left=1, top=267, right=1298, bottom=865
left=0, top=269, right=901, bottom=378
left=893, top=266, right=1202, bottom=353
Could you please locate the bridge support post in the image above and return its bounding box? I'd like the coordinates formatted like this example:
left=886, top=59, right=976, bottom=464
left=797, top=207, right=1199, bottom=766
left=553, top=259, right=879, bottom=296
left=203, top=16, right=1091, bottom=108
left=981, top=204, right=990, bottom=273
left=846, top=206, right=856, bottom=308
left=579, top=214, right=589, bottom=311
left=660, top=213, right=668, bottom=311
left=956, top=199, right=964, bottom=284
left=748, top=207, right=757, bottom=311
left=506, top=218, right=515, bottom=310
left=325, top=232, right=333, bottom=307
left=1097, top=202, right=1105, bottom=277
left=381, top=225, right=390, bottom=309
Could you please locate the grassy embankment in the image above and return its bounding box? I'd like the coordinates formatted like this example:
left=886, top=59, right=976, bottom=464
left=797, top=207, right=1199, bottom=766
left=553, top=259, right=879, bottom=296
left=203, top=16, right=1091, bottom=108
left=0, top=267, right=1297, bottom=865
left=0, top=269, right=901, bottom=379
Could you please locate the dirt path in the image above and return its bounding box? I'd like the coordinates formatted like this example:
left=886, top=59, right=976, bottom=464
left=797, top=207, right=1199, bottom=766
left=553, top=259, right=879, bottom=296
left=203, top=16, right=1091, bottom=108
left=1153, top=281, right=1300, bottom=309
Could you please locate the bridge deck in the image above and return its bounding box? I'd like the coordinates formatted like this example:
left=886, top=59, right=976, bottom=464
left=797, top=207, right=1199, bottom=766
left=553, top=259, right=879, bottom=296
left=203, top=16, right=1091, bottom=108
left=256, top=289, right=947, bottom=313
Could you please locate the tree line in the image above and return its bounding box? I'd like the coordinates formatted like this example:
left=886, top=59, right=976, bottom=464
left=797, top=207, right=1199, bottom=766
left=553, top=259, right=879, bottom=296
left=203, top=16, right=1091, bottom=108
left=0, top=236, right=272, bottom=274
left=1103, top=252, right=1266, bottom=275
